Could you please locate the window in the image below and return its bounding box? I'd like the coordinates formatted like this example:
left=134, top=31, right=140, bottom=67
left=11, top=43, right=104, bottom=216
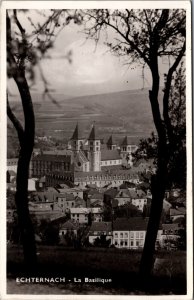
left=124, top=232, right=128, bottom=238
left=96, top=142, right=99, bottom=146
left=115, top=241, right=118, bottom=246
left=139, top=240, right=144, bottom=247
left=114, top=233, right=118, bottom=238
left=120, top=233, right=123, bottom=238
left=131, top=241, right=134, bottom=246
left=136, top=232, right=139, bottom=238
left=140, top=232, right=144, bottom=239
left=130, top=232, right=134, bottom=238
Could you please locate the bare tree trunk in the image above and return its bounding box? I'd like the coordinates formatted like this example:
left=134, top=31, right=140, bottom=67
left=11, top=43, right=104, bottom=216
left=139, top=60, right=168, bottom=282
left=7, top=66, right=37, bottom=268
left=14, top=74, right=37, bottom=269
left=16, top=150, right=37, bottom=268
left=139, top=139, right=167, bottom=281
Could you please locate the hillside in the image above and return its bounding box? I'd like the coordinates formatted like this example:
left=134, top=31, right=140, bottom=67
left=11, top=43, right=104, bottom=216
left=8, top=89, right=162, bottom=148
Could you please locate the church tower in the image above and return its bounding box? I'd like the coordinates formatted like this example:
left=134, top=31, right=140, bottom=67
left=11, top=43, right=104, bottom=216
left=107, top=135, right=117, bottom=150
left=88, top=124, right=101, bottom=172
left=70, top=123, right=83, bottom=152
left=120, top=136, right=137, bottom=166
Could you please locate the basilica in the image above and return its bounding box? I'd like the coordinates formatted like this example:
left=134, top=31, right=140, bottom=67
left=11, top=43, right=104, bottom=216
left=31, top=123, right=138, bottom=188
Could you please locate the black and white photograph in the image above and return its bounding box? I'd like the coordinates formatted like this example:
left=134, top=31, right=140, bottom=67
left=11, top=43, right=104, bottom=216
left=0, top=1, right=192, bottom=298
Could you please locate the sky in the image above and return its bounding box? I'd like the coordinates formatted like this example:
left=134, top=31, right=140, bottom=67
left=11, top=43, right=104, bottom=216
left=8, top=9, right=169, bottom=98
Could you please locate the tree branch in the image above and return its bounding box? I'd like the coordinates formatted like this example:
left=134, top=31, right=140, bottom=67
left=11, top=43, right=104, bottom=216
left=13, top=9, right=26, bottom=36
left=7, top=11, right=35, bottom=149
left=163, top=41, right=186, bottom=142
left=103, top=18, right=150, bottom=66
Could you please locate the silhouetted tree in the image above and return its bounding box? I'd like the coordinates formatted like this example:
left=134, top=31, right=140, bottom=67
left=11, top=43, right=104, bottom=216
left=6, top=9, right=80, bottom=268
left=134, top=65, right=186, bottom=190
left=82, top=9, right=186, bottom=279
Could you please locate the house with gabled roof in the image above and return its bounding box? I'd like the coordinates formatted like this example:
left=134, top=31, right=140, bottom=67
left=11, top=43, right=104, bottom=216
left=115, top=189, right=131, bottom=206
left=112, top=217, right=162, bottom=249
left=70, top=207, right=103, bottom=224
left=160, top=223, right=184, bottom=249
left=88, top=221, right=112, bottom=245
left=170, top=208, right=185, bottom=221
left=59, top=220, right=79, bottom=237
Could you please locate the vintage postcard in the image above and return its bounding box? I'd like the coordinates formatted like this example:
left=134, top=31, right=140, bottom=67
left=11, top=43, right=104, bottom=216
left=0, top=1, right=192, bottom=299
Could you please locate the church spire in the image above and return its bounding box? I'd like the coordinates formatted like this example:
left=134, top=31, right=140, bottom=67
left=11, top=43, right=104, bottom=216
left=71, top=123, right=79, bottom=140
left=88, top=124, right=96, bottom=140
left=107, top=135, right=116, bottom=150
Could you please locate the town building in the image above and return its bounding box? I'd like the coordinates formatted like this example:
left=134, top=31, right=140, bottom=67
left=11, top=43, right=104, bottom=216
left=170, top=208, right=186, bottom=222
left=28, top=201, right=63, bottom=221
left=161, top=223, right=184, bottom=249
left=7, top=158, right=18, bottom=173
left=69, top=207, right=103, bottom=224
left=59, top=220, right=79, bottom=238
left=88, top=221, right=112, bottom=245
left=112, top=218, right=162, bottom=249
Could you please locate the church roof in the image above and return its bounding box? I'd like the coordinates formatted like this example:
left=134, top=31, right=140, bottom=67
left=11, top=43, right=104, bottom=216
left=101, top=149, right=121, bottom=161
left=88, top=125, right=100, bottom=140
left=121, top=136, right=130, bottom=146
left=71, top=123, right=83, bottom=140
left=32, top=154, right=71, bottom=162
left=75, top=150, right=89, bottom=163
left=107, top=135, right=116, bottom=146
left=74, top=168, right=139, bottom=178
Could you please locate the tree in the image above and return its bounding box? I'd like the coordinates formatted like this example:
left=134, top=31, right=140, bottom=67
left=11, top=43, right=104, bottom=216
left=82, top=9, right=186, bottom=279
left=7, top=10, right=37, bottom=268
left=6, top=9, right=79, bottom=268
left=134, top=64, right=186, bottom=190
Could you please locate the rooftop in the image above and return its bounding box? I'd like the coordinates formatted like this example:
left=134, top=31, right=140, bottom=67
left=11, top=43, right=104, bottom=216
left=107, top=135, right=116, bottom=146
left=101, top=149, right=121, bottom=161
left=113, top=217, right=160, bottom=231
left=89, top=221, right=112, bottom=233
left=70, top=123, right=83, bottom=140
left=74, top=168, right=139, bottom=178
left=32, top=154, right=71, bottom=162
left=170, top=208, right=185, bottom=216
left=7, top=158, right=18, bottom=164
left=88, top=124, right=100, bottom=140
left=162, top=223, right=181, bottom=231
left=70, top=207, right=102, bottom=213
left=60, top=220, right=79, bottom=230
